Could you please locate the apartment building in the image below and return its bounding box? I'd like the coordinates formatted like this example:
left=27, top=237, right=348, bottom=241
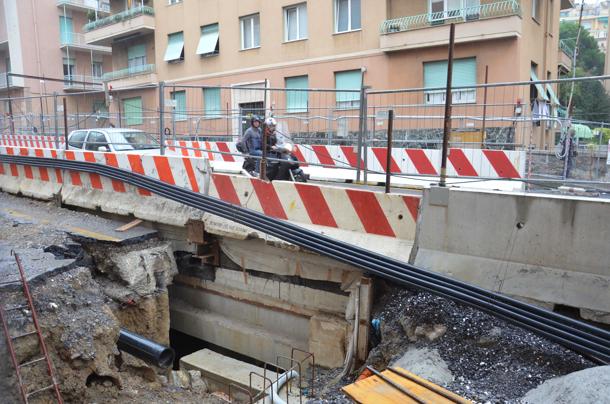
left=0, top=0, right=112, bottom=132
left=2, top=0, right=573, bottom=146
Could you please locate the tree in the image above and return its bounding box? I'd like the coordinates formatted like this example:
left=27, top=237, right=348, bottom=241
left=559, top=22, right=610, bottom=122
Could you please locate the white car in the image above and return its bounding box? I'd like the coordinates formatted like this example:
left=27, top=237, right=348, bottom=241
left=67, top=128, right=172, bottom=155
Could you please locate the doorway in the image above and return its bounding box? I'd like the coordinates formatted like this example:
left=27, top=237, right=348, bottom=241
left=239, top=101, right=264, bottom=136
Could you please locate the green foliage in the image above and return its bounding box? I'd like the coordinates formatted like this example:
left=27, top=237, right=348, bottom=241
left=559, top=22, right=610, bottom=122
left=591, top=127, right=610, bottom=145
left=559, top=22, right=605, bottom=75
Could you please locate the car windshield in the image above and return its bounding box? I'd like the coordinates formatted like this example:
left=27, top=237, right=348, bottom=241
left=106, top=131, right=160, bottom=151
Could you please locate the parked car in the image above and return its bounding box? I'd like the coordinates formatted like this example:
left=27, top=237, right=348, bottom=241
left=67, top=128, right=170, bottom=155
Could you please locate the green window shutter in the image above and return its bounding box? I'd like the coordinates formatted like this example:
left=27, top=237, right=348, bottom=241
left=452, top=58, right=476, bottom=87
left=203, top=88, right=221, bottom=117
left=128, top=44, right=146, bottom=61
left=171, top=90, right=187, bottom=121
left=285, top=76, right=308, bottom=113
left=424, top=61, right=448, bottom=89
left=123, top=97, right=143, bottom=126
left=197, top=24, right=219, bottom=55
left=424, top=58, right=477, bottom=89
left=530, top=66, right=549, bottom=101
left=59, top=16, right=73, bottom=44
left=164, top=32, right=185, bottom=62
left=335, top=70, right=361, bottom=104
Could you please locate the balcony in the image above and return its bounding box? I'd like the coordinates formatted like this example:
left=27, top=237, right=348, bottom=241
left=558, top=39, right=573, bottom=74
left=60, top=32, right=112, bottom=54
left=102, top=64, right=157, bottom=89
left=0, top=73, right=25, bottom=90
left=57, top=0, right=110, bottom=13
left=63, top=75, right=104, bottom=92
left=83, top=6, right=155, bottom=46
left=380, top=0, right=522, bottom=52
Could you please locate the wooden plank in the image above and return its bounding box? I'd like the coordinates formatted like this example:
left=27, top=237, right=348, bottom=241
left=342, top=367, right=470, bottom=404
left=114, top=219, right=143, bottom=232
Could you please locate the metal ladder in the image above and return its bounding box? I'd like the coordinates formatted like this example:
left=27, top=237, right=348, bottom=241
left=0, top=252, right=63, bottom=404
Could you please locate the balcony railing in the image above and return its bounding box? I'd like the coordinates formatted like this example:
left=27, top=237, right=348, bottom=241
left=84, top=6, right=154, bottom=32
left=60, top=32, right=111, bottom=51
left=380, top=0, right=522, bottom=34
left=57, top=0, right=110, bottom=13
left=559, top=39, right=574, bottom=58
left=102, top=64, right=155, bottom=81
left=0, top=72, right=10, bottom=89
left=63, top=74, right=103, bottom=90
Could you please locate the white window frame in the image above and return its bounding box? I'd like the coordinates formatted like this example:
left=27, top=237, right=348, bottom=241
left=91, top=62, right=103, bottom=79
left=240, top=14, right=260, bottom=50
left=168, top=0, right=181, bottom=5
left=334, top=0, right=360, bottom=33
left=532, top=0, right=540, bottom=21
left=424, top=89, right=476, bottom=105
left=284, top=3, right=307, bottom=42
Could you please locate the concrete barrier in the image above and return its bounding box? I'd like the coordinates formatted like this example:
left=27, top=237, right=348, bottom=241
left=0, top=147, right=420, bottom=256
left=411, top=187, right=610, bottom=322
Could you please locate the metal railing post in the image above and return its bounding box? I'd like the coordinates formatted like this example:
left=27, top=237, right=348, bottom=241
left=63, top=98, right=69, bottom=150
left=385, top=110, right=394, bottom=193
left=53, top=92, right=59, bottom=148
left=356, top=86, right=366, bottom=183
left=159, top=82, right=165, bottom=155
left=440, top=23, right=456, bottom=187
left=6, top=74, right=15, bottom=135
left=363, top=89, right=369, bottom=184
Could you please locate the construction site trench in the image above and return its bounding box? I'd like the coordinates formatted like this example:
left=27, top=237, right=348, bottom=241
left=1, top=184, right=609, bottom=404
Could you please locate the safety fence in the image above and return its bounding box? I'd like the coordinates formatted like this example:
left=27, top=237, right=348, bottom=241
left=1, top=76, right=609, bottom=189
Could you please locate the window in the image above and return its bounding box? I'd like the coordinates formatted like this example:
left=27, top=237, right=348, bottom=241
left=5, top=57, right=10, bottom=72
left=93, top=100, right=109, bottom=119
left=122, top=97, right=143, bottom=126
left=63, top=57, right=75, bottom=82
left=85, top=131, right=109, bottom=151
left=532, top=0, right=541, bottom=21
left=128, top=44, right=147, bottom=70
left=171, top=90, right=187, bottom=121
left=240, top=14, right=260, bottom=50
left=334, top=0, right=360, bottom=33
left=285, top=76, right=309, bottom=113
left=203, top=87, right=221, bottom=118
left=429, top=0, right=471, bottom=21
left=164, top=32, right=185, bottom=62
left=59, top=16, right=73, bottom=44
left=92, top=62, right=103, bottom=79
left=168, top=0, right=181, bottom=4
left=423, top=58, right=477, bottom=105
left=284, top=3, right=307, bottom=42
left=68, top=131, right=87, bottom=149
left=197, top=23, right=220, bottom=56
left=530, top=64, right=549, bottom=102
left=335, top=70, right=362, bottom=109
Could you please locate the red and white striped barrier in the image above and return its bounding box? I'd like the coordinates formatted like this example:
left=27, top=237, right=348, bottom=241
left=1, top=136, right=524, bottom=179
left=167, top=140, right=525, bottom=179
left=0, top=146, right=420, bottom=240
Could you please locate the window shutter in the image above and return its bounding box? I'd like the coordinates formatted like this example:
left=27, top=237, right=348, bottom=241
left=286, top=76, right=309, bottom=113
left=203, top=88, right=221, bottom=117
left=164, top=32, right=184, bottom=62
left=197, top=24, right=219, bottom=55
left=335, top=70, right=362, bottom=103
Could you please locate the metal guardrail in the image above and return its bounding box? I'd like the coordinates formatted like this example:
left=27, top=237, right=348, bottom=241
left=102, top=64, right=156, bottom=81
left=57, top=0, right=110, bottom=13
left=83, top=5, right=154, bottom=32
left=1, top=153, right=609, bottom=363
left=380, top=0, right=521, bottom=34
left=559, top=39, right=574, bottom=58
left=63, top=75, right=103, bottom=90
left=0, top=73, right=10, bottom=89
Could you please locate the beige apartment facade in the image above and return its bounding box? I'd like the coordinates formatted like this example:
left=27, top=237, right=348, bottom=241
left=0, top=0, right=112, bottom=134
left=1, top=0, right=573, bottom=146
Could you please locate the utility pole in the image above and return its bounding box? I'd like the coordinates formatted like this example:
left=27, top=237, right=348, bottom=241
left=440, top=24, right=456, bottom=187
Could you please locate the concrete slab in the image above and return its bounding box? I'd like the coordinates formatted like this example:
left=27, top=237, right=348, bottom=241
left=180, top=348, right=278, bottom=397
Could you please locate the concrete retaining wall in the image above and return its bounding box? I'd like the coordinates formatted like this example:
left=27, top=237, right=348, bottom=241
left=411, top=187, right=610, bottom=322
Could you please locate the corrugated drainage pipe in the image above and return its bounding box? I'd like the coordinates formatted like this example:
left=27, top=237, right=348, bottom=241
left=117, top=329, right=175, bottom=368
